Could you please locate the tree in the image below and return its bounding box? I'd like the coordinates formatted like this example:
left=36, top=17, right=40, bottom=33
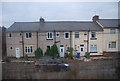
left=34, top=47, right=43, bottom=58
left=67, top=47, right=73, bottom=59
left=50, top=44, right=59, bottom=58
left=45, top=48, right=51, bottom=56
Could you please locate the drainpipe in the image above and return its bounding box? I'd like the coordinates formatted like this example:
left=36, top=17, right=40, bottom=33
left=21, top=31, right=24, bottom=57
left=53, top=29, right=56, bottom=44
left=87, top=29, right=90, bottom=53
left=36, top=32, right=38, bottom=48
left=70, top=31, right=72, bottom=47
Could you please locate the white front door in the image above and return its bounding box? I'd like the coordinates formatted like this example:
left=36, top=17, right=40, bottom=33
left=60, top=45, right=64, bottom=57
left=80, top=45, right=84, bottom=56
left=16, top=48, right=20, bottom=58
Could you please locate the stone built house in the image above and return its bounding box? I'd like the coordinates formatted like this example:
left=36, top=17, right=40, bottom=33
left=6, top=16, right=120, bottom=58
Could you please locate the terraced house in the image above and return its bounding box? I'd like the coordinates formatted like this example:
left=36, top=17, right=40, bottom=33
left=6, top=16, right=120, bottom=58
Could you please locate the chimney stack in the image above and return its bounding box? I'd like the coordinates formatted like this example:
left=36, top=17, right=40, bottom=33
left=92, top=15, right=99, bottom=22
left=39, top=17, right=45, bottom=23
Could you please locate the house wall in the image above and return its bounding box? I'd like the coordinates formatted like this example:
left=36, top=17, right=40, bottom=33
left=89, top=31, right=103, bottom=55
left=38, top=32, right=71, bottom=55
left=72, top=31, right=103, bottom=56
left=103, top=28, right=119, bottom=52
left=6, top=32, right=37, bottom=57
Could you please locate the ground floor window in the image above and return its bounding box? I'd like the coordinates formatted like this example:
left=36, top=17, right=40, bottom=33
left=108, top=41, right=116, bottom=48
left=25, top=46, right=33, bottom=53
left=90, top=44, right=97, bottom=52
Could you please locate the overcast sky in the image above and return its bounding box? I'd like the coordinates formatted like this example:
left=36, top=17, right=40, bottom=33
left=0, top=1, right=119, bottom=28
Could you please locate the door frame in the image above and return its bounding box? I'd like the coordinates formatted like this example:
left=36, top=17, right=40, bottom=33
left=80, top=45, right=84, bottom=56
left=60, top=45, right=64, bottom=57
left=15, top=48, right=20, bottom=58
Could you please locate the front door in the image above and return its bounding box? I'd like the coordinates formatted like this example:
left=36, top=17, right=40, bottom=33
left=60, top=45, right=64, bottom=57
left=16, top=48, right=20, bottom=58
left=80, top=45, right=84, bottom=56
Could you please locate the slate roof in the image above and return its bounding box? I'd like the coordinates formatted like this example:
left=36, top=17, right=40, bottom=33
left=7, top=21, right=103, bottom=32
left=97, top=19, right=120, bottom=28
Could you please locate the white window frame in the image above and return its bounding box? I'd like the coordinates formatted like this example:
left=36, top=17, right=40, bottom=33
left=25, top=32, right=32, bottom=39
left=47, top=32, right=53, bottom=39
left=75, top=32, right=79, bottom=38
left=56, top=32, right=60, bottom=37
left=110, top=29, right=116, bottom=34
left=90, top=44, right=97, bottom=52
left=108, top=41, right=116, bottom=49
left=8, top=33, right=12, bottom=38
left=64, top=32, right=70, bottom=39
left=25, top=46, right=33, bottom=54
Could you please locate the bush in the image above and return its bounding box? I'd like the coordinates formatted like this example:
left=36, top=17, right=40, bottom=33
left=34, top=47, right=43, bottom=58
left=67, top=47, right=73, bottom=59
left=45, top=48, right=51, bottom=56
left=85, top=52, right=90, bottom=58
left=4, top=57, right=11, bottom=62
left=50, top=44, right=59, bottom=58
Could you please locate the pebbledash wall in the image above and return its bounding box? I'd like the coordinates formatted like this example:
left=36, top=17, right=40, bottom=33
left=6, top=16, right=120, bottom=58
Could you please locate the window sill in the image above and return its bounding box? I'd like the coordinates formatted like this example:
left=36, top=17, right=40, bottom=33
left=90, top=38, right=97, bottom=40
left=46, top=39, right=53, bottom=40
left=64, top=38, right=70, bottom=39
left=90, top=52, right=98, bottom=53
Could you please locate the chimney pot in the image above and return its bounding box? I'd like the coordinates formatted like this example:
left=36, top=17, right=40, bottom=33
left=39, top=17, right=45, bottom=23
left=92, top=15, right=99, bottom=22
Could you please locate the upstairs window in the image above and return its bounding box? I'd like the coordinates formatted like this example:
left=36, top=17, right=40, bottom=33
left=84, top=32, right=88, bottom=35
left=110, top=29, right=116, bottom=34
left=64, top=32, right=70, bottom=39
left=108, top=41, right=116, bottom=48
left=56, top=32, right=60, bottom=37
left=91, top=32, right=96, bottom=38
left=75, top=32, right=79, bottom=38
left=25, top=46, right=33, bottom=53
left=47, top=32, right=53, bottom=39
left=8, top=33, right=12, bottom=38
left=25, top=33, right=32, bottom=38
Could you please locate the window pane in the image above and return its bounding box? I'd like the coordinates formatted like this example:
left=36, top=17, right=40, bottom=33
left=26, top=33, right=28, bottom=38
left=50, top=33, right=52, bottom=38
left=25, top=47, right=27, bottom=53
left=28, top=47, right=30, bottom=53
left=9, top=33, right=12, bottom=37
left=65, top=33, right=69, bottom=38
left=90, top=44, right=97, bottom=52
left=56, top=32, right=60, bottom=37
left=75, top=32, right=79, bottom=38
left=110, top=29, right=116, bottom=34
left=112, top=42, right=116, bottom=48
left=91, top=32, right=96, bottom=38
left=30, top=46, right=33, bottom=52
left=47, top=33, right=49, bottom=38
left=29, top=33, right=32, bottom=38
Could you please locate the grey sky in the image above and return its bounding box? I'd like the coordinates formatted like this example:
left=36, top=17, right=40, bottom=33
left=1, top=2, right=118, bottom=28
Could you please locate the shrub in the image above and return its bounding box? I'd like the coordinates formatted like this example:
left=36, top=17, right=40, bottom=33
left=34, top=47, right=43, bottom=58
left=45, top=48, right=51, bottom=56
left=50, top=44, right=59, bottom=58
left=67, top=47, right=73, bottom=59
left=85, top=52, right=90, bottom=58
left=4, top=57, right=11, bottom=62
